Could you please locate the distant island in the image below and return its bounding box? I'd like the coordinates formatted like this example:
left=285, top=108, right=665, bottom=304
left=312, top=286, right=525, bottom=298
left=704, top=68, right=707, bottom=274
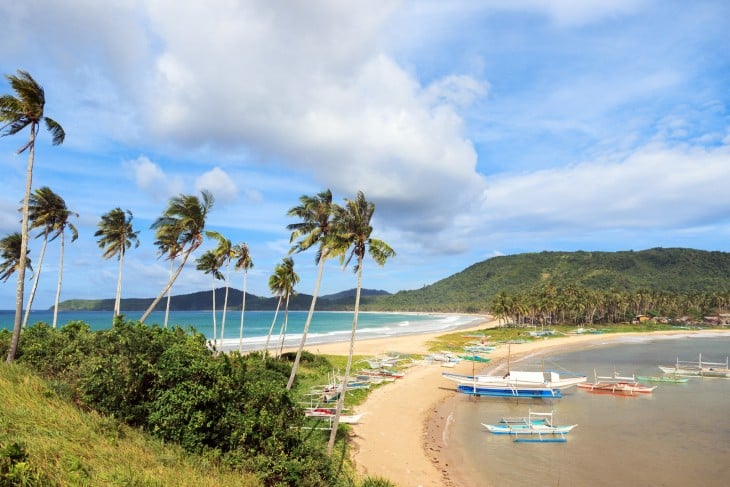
left=57, top=248, right=730, bottom=314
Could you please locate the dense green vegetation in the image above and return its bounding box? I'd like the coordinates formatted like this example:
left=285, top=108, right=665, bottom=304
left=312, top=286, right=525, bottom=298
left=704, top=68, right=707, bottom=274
left=366, top=248, right=730, bottom=312
left=0, top=320, right=389, bottom=486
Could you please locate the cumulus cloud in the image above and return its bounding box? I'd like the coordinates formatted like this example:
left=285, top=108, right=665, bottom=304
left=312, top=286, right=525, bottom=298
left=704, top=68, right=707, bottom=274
left=126, top=156, right=184, bottom=200
left=195, top=167, right=237, bottom=204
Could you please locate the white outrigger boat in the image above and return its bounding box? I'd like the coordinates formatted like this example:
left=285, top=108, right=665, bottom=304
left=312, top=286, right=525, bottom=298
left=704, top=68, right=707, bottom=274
left=443, top=369, right=587, bottom=390
left=658, top=354, right=730, bottom=378
left=481, top=411, right=576, bottom=443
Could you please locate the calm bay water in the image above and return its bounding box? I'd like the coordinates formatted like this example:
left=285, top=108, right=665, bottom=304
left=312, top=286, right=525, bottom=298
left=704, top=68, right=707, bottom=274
left=0, top=309, right=482, bottom=351
left=443, top=334, right=730, bottom=487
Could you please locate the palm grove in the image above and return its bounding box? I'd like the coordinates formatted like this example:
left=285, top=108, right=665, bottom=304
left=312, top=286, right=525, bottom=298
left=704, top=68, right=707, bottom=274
left=1, top=70, right=396, bottom=485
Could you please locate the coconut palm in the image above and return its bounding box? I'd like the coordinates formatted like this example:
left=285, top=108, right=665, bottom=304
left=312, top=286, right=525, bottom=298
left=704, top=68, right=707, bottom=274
left=326, top=191, right=395, bottom=455
left=153, top=225, right=183, bottom=328
left=232, top=242, right=254, bottom=353
left=196, top=249, right=224, bottom=350
left=263, top=257, right=296, bottom=360
left=285, top=189, right=338, bottom=390
left=1, top=70, right=65, bottom=362
left=207, top=231, right=233, bottom=347
left=0, top=233, right=31, bottom=283
left=23, top=187, right=66, bottom=329
left=95, top=208, right=140, bottom=318
left=275, top=258, right=299, bottom=358
left=49, top=200, right=78, bottom=329
left=141, top=191, right=214, bottom=323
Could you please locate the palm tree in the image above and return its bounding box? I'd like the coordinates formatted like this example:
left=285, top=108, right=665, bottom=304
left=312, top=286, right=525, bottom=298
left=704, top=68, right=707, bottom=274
left=50, top=199, right=78, bottom=329
left=152, top=225, right=183, bottom=328
left=196, top=249, right=224, bottom=350
left=141, top=191, right=214, bottom=323
left=207, top=231, right=233, bottom=348
left=275, top=258, right=299, bottom=358
left=1, top=70, right=65, bottom=362
left=0, top=233, right=31, bottom=283
left=263, top=257, right=296, bottom=360
left=285, top=189, right=338, bottom=390
left=326, top=191, right=394, bottom=455
left=232, top=242, right=254, bottom=353
left=23, top=187, right=66, bottom=329
left=94, top=208, right=140, bottom=318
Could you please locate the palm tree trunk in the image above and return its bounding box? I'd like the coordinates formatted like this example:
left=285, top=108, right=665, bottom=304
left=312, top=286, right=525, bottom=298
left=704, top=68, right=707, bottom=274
left=286, top=251, right=327, bottom=389
left=164, top=259, right=174, bottom=328
left=328, top=258, right=364, bottom=455
left=211, top=278, right=218, bottom=351
left=220, top=262, right=230, bottom=350
left=238, top=270, right=248, bottom=353
left=114, top=251, right=124, bottom=317
left=140, top=249, right=194, bottom=323
left=23, top=234, right=48, bottom=329
left=52, top=230, right=65, bottom=329
left=7, top=127, right=35, bottom=362
left=263, top=296, right=282, bottom=361
left=276, top=294, right=291, bottom=358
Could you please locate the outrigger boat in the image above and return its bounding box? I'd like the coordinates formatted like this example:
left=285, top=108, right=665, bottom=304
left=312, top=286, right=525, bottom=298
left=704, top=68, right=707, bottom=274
left=658, top=354, right=730, bottom=378
left=481, top=410, right=577, bottom=441
left=457, top=383, right=562, bottom=398
left=457, top=354, right=492, bottom=363
left=636, top=375, right=689, bottom=383
left=303, top=407, right=362, bottom=424
left=443, top=369, right=586, bottom=390
left=577, top=370, right=656, bottom=395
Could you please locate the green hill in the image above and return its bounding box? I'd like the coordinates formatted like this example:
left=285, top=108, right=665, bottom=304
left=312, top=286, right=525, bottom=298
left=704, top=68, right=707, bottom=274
left=367, top=248, right=730, bottom=312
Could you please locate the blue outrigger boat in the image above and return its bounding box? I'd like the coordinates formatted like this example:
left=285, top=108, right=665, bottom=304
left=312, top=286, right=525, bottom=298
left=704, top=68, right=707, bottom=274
left=456, top=384, right=562, bottom=398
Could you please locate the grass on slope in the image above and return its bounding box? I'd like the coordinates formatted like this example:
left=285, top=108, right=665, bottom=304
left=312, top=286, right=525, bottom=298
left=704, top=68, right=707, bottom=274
left=0, top=363, right=261, bottom=486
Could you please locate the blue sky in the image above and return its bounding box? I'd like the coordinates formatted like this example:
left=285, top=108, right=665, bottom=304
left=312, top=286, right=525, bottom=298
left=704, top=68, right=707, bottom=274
left=1, top=0, right=729, bottom=310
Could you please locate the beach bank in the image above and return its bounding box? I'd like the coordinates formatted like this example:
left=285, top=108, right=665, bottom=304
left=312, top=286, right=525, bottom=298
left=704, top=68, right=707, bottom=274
left=308, top=324, right=730, bottom=487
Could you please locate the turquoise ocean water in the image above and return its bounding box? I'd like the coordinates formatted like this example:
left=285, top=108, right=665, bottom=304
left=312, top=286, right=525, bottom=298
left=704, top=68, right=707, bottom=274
left=442, top=333, right=730, bottom=487
left=0, top=309, right=483, bottom=351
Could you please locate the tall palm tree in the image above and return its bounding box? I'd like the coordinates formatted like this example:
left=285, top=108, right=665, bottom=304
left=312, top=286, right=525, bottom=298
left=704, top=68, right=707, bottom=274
left=263, top=257, right=296, bottom=360
left=232, top=242, right=254, bottom=353
left=326, top=191, right=394, bottom=455
left=196, top=248, right=224, bottom=350
left=23, top=187, right=66, bottom=329
left=50, top=200, right=78, bottom=329
left=141, top=191, right=214, bottom=323
left=0, top=233, right=31, bottom=283
left=153, top=225, right=183, bottom=328
left=275, top=258, right=299, bottom=358
left=95, top=208, right=140, bottom=318
left=1, top=70, right=65, bottom=362
left=285, top=189, right=338, bottom=390
left=207, top=231, right=233, bottom=347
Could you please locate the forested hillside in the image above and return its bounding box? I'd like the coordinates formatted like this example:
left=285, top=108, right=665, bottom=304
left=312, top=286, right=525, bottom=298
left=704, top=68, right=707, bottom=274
left=365, top=248, right=730, bottom=312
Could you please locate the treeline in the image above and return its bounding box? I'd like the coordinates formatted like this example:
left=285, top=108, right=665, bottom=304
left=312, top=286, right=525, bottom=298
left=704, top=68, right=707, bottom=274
left=365, top=248, right=730, bottom=313
left=489, top=286, right=730, bottom=326
left=0, top=320, right=375, bottom=486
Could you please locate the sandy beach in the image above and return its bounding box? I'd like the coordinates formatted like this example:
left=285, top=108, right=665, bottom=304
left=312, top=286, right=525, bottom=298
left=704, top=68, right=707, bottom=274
left=305, top=319, right=728, bottom=487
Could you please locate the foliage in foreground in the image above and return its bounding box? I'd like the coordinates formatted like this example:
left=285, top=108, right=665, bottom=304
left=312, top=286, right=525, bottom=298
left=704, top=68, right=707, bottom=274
left=1, top=320, right=343, bottom=486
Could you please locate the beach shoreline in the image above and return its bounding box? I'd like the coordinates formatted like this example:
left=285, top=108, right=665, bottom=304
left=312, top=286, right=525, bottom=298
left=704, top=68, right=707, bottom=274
left=306, top=321, right=730, bottom=487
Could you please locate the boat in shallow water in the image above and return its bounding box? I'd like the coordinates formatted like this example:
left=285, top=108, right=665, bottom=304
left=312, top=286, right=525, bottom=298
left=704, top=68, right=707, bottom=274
left=577, top=371, right=656, bottom=395
left=658, top=354, right=730, bottom=377
left=457, top=383, right=562, bottom=398
left=636, top=375, right=689, bottom=383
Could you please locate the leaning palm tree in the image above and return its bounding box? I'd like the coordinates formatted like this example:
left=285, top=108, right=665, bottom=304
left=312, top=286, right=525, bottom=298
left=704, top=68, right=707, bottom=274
left=141, top=190, right=214, bottom=323
left=23, top=187, right=66, bottom=329
left=285, top=189, right=338, bottom=390
left=152, top=224, right=183, bottom=328
left=263, top=257, right=295, bottom=360
left=196, top=249, right=224, bottom=350
left=207, top=231, right=233, bottom=347
left=1, top=70, right=65, bottom=362
left=95, top=208, right=140, bottom=318
left=232, top=242, right=254, bottom=353
left=0, top=233, right=31, bottom=283
left=326, top=191, right=395, bottom=455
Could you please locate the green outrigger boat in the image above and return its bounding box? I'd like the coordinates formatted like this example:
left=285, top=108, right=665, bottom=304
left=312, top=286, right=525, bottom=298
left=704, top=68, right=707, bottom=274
left=457, top=354, right=492, bottom=363
left=636, top=375, right=689, bottom=383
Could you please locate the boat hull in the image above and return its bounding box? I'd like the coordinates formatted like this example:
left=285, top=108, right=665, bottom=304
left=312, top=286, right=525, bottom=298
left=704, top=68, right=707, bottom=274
left=457, top=384, right=562, bottom=398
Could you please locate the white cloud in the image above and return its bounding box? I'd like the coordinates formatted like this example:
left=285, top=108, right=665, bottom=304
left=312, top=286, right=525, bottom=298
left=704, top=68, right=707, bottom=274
left=126, top=156, right=184, bottom=200
left=195, top=167, right=237, bottom=204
